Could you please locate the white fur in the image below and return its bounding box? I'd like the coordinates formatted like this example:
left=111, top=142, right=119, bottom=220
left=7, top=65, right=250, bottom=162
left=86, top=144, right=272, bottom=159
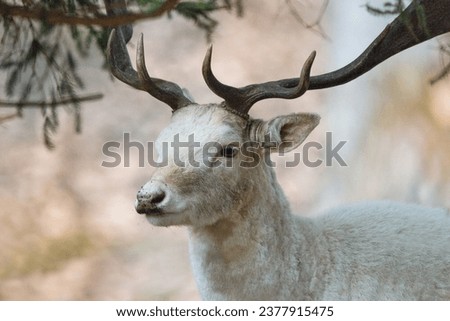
left=137, top=104, right=450, bottom=300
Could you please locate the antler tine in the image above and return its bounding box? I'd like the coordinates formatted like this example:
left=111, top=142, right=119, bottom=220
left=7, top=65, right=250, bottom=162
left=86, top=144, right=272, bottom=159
left=202, top=45, right=243, bottom=109
left=202, top=46, right=316, bottom=114
left=240, top=51, right=316, bottom=103
left=135, top=34, right=193, bottom=109
left=107, top=28, right=142, bottom=90
left=107, top=29, right=193, bottom=110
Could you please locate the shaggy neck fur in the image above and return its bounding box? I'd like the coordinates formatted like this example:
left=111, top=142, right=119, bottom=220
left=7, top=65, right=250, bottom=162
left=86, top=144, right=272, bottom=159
left=188, top=163, right=325, bottom=300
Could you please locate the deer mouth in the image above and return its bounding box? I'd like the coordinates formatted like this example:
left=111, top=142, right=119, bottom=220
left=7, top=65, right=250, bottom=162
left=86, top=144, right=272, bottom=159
left=135, top=204, right=165, bottom=216
left=143, top=208, right=164, bottom=216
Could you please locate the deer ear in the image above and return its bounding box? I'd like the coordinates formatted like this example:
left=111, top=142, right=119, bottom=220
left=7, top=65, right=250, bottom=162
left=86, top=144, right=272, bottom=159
left=265, top=113, right=320, bottom=153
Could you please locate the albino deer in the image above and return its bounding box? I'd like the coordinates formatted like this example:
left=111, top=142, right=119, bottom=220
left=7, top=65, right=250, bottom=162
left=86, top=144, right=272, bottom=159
left=107, top=0, right=450, bottom=300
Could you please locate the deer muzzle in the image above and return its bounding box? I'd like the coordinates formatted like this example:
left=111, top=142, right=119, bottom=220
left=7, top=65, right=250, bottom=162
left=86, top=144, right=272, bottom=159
left=135, top=180, right=168, bottom=215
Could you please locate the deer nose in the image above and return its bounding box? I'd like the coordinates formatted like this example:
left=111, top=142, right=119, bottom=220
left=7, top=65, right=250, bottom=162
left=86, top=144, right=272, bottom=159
left=135, top=181, right=167, bottom=214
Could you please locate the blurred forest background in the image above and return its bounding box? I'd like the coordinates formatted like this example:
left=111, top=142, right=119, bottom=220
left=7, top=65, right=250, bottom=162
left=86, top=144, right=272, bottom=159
left=0, top=0, right=449, bottom=300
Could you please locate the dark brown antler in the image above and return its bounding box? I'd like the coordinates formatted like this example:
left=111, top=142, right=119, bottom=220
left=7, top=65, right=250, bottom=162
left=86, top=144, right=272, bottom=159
left=203, top=0, right=450, bottom=115
left=106, top=28, right=193, bottom=110
left=274, top=0, right=450, bottom=91
left=202, top=47, right=316, bottom=115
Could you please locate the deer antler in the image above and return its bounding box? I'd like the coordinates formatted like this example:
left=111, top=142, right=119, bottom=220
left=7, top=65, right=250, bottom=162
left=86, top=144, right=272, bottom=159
left=106, top=28, right=193, bottom=110
left=107, top=0, right=449, bottom=116
left=202, top=0, right=450, bottom=115
left=273, top=0, right=450, bottom=91
left=202, top=46, right=316, bottom=115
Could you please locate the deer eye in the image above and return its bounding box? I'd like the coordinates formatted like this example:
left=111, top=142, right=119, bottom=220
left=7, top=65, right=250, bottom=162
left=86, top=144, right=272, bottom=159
left=221, top=145, right=239, bottom=158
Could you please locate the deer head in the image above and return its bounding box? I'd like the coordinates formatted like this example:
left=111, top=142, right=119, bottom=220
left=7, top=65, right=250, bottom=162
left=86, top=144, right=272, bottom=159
left=106, top=0, right=450, bottom=227
left=107, top=28, right=320, bottom=227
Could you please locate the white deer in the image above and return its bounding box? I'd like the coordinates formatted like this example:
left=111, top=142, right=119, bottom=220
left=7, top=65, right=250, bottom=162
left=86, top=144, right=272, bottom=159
left=106, top=0, right=450, bottom=300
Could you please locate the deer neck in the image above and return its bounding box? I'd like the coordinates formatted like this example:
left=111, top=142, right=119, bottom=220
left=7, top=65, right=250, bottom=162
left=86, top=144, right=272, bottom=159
left=187, top=166, right=309, bottom=300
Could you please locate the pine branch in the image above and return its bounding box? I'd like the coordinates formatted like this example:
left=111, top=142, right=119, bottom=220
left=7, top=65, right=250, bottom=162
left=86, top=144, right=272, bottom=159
left=0, top=93, right=103, bottom=108
left=0, top=0, right=180, bottom=27
left=365, top=0, right=405, bottom=16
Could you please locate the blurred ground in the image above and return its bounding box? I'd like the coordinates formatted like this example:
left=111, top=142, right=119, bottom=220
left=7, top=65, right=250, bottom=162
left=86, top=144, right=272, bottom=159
left=0, top=0, right=449, bottom=300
